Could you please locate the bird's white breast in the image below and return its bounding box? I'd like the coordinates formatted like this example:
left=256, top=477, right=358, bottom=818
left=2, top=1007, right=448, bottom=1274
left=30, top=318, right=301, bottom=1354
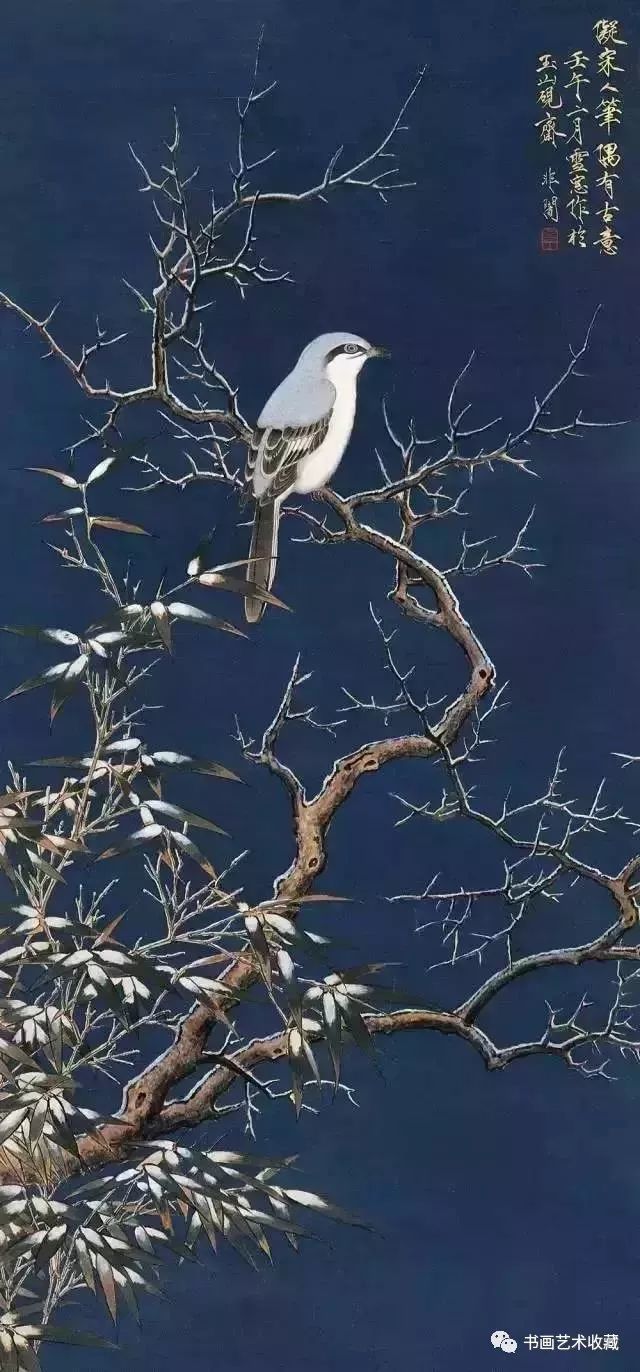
left=293, top=380, right=357, bottom=494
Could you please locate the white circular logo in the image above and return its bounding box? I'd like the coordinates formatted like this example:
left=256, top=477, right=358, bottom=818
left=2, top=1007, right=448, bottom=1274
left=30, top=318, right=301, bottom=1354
left=491, top=1331, right=518, bottom=1353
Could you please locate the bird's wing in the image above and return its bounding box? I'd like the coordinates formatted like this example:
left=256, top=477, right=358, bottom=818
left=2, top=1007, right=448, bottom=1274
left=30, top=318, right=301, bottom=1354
left=245, top=415, right=331, bottom=503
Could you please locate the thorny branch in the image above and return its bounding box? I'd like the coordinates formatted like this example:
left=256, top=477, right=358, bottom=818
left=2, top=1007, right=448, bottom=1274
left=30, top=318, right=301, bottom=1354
left=0, top=60, right=425, bottom=465
left=30, top=307, right=633, bottom=1184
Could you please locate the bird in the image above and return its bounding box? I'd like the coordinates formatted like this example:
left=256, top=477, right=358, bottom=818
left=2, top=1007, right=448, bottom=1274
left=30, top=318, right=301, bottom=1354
left=243, top=331, right=389, bottom=623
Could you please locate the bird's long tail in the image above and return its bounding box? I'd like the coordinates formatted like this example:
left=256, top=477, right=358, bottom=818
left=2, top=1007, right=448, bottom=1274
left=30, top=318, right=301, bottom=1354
left=245, top=499, right=280, bottom=624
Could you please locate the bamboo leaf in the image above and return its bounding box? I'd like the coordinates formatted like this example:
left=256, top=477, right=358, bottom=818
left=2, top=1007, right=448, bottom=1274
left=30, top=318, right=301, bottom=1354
left=322, top=990, right=342, bottom=1088
left=0, top=789, right=37, bottom=807
left=90, top=516, right=150, bottom=535
left=149, top=751, right=242, bottom=782
left=197, top=574, right=290, bottom=610
left=27, top=852, right=66, bottom=883
left=0, top=1106, right=29, bottom=1145
left=0, top=1040, right=40, bottom=1068
left=26, top=756, right=84, bottom=768
left=244, top=915, right=272, bottom=988
left=145, top=799, right=228, bottom=835
left=40, top=506, right=84, bottom=522
left=27, top=467, right=79, bottom=487
left=335, top=993, right=381, bottom=1071
left=150, top=601, right=172, bottom=653
left=277, top=950, right=304, bottom=1033
left=5, top=662, right=71, bottom=701
left=33, top=1223, right=68, bottom=1272
left=21, top=1326, right=117, bottom=1350
left=93, top=913, right=127, bottom=946
left=96, top=823, right=163, bottom=861
left=28, top=1098, right=50, bottom=1151
left=165, top=602, right=247, bottom=638
left=266, top=1192, right=299, bottom=1251
left=86, top=455, right=119, bottom=484
left=286, top=1029, right=305, bottom=1118
left=185, top=529, right=216, bottom=578
left=168, top=830, right=217, bottom=879
left=0, top=626, right=80, bottom=647
left=50, top=655, right=88, bottom=723
left=281, top=1187, right=371, bottom=1229
left=105, top=738, right=141, bottom=754
left=36, top=835, right=84, bottom=857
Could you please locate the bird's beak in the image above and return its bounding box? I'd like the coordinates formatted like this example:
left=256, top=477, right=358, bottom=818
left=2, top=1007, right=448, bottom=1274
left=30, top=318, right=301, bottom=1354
left=368, top=345, right=390, bottom=359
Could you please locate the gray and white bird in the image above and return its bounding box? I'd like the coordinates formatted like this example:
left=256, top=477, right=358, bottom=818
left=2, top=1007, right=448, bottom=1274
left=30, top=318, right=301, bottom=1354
left=244, top=331, right=389, bottom=623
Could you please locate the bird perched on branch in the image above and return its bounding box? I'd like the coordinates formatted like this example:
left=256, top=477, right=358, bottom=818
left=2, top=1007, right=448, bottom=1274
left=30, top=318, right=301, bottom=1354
left=243, top=331, right=389, bottom=623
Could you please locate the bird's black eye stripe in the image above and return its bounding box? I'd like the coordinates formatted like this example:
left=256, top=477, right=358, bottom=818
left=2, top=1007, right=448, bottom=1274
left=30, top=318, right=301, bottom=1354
left=326, top=342, right=363, bottom=362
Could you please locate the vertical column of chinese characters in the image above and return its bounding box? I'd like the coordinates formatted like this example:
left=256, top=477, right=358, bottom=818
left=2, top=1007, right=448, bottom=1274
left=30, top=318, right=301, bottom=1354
left=594, top=18, right=626, bottom=255
left=564, top=50, right=590, bottom=247
left=536, top=54, right=565, bottom=251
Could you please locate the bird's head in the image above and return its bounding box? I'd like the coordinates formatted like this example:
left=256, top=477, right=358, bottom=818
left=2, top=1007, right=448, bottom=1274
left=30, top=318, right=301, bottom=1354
left=300, top=332, right=390, bottom=386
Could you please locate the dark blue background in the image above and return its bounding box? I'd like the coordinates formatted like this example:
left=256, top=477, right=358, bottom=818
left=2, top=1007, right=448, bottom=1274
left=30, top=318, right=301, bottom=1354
left=1, top=1, right=640, bottom=1368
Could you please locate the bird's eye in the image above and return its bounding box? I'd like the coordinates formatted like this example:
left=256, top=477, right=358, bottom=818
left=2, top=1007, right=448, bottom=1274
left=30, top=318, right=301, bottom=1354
left=344, top=343, right=361, bottom=354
